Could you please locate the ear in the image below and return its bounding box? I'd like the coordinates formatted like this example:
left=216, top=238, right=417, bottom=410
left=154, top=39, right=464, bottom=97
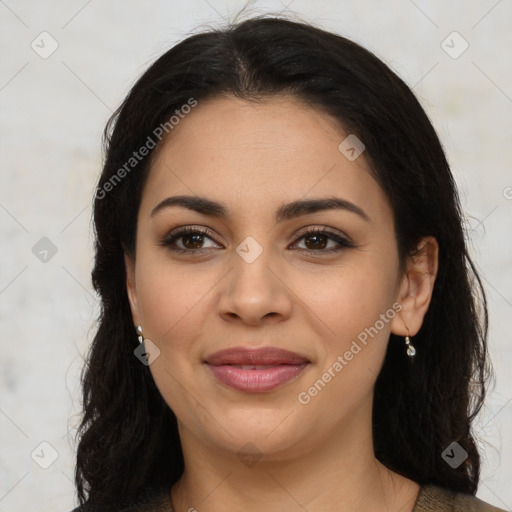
left=124, top=252, right=141, bottom=326
left=390, top=236, right=439, bottom=337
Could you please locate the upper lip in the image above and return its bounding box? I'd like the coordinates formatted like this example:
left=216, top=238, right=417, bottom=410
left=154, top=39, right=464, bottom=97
left=205, top=347, right=310, bottom=366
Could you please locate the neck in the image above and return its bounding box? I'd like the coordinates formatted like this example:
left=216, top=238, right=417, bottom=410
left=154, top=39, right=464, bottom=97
left=170, top=400, right=420, bottom=512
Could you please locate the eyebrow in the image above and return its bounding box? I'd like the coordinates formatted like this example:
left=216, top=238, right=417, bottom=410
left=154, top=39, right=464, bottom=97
left=150, top=195, right=370, bottom=223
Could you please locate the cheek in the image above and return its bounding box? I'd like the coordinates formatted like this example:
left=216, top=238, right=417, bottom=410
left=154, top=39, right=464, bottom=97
left=294, top=270, right=395, bottom=421
left=134, top=237, right=213, bottom=337
left=296, top=261, right=399, bottom=411
left=137, top=261, right=212, bottom=414
left=295, top=258, right=398, bottom=339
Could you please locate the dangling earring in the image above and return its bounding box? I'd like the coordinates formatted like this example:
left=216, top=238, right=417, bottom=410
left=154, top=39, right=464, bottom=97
left=404, top=335, right=416, bottom=357
left=136, top=325, right=144, bottom=344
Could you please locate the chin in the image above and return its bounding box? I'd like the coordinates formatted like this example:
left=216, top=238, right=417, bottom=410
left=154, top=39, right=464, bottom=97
left=201, top=409, right=313, bottom=459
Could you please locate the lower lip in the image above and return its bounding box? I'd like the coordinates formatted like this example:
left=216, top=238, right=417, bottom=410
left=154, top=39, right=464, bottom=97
left=206, top=363, right=310, bottom=392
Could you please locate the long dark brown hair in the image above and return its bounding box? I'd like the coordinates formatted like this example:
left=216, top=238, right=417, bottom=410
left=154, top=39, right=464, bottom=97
left=75, top=14, right=491, bottom=508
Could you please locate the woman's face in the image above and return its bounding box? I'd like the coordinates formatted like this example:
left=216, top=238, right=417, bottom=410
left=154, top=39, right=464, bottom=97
left=126, top=95, right=425, bottom=461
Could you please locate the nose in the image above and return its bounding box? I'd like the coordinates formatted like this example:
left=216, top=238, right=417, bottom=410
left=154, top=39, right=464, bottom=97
left=217, top=245, right=293, bottom=326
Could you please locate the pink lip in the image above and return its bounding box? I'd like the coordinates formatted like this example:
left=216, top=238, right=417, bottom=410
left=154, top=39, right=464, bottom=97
left=204, top=347, right=310, bottom=393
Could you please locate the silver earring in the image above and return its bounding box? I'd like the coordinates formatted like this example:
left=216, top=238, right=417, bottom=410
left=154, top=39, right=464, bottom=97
left=136, top=325, right=144, bottom=344
left=404, top=335, right=416, bottom=357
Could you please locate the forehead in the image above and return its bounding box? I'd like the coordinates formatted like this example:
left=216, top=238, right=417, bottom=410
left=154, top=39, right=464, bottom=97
left=141, top=95, right=390, bottom=223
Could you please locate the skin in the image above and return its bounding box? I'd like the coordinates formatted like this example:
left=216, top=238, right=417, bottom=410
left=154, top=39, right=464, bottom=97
left=125, top=95, right=439, bottom=512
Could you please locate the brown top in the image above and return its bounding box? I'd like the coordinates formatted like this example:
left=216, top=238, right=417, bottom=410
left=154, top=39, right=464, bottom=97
left=74, top=483, right=510, bottom=511
left=412, top=484, right=509, bottom=511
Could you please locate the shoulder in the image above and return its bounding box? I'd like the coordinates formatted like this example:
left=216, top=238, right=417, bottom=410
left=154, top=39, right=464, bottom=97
left=414, top=484, right=509, bottom=512
left=68, top=485, right=172, bottom=512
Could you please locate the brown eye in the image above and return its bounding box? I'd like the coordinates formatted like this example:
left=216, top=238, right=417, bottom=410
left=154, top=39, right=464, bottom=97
left=158, top=227, right=221, bottom=253
left=181, top=232, right=206, bottom=249
left=292, top=228, right=354, bottom=254
left=159, top=226, right=353, bottom=255
left=303, top=232, right=329, bottom=250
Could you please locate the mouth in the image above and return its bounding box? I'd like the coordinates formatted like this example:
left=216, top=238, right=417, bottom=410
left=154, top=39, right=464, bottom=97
left=204, top=346, right=311, bottom=393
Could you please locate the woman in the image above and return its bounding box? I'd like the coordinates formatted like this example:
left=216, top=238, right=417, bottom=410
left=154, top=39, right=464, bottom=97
left=72, top=15, right=507, bottom=512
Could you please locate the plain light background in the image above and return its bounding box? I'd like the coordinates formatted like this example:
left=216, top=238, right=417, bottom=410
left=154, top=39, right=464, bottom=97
left=0, top=1, right=511, bottom=510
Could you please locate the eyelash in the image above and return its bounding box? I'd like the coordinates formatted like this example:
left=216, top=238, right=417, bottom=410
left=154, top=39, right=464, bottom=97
left=158, top=226, right=354, bottom=255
